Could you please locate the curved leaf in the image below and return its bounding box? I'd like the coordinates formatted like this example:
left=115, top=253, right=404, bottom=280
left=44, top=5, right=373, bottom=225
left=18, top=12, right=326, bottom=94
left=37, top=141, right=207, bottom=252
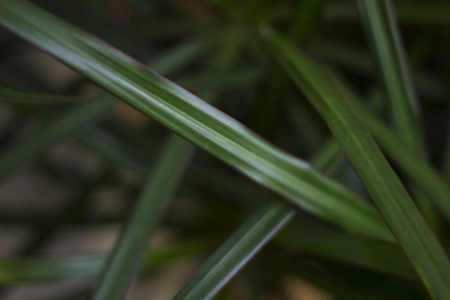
left=0, top=0, right=393, bottom=241
left=172, top=114, right=356, bottom=299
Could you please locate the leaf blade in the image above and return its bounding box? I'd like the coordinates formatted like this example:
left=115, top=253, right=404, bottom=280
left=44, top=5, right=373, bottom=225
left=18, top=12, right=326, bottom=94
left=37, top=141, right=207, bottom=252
left=173, top=201, right=295, bottom=300
left=0, top=98, right=114, bottom=180
left=262, top=28, right=450, bottom=299
left=0, top=0, right=393, bottom=241
left=93, top=136, right=196, bottom=300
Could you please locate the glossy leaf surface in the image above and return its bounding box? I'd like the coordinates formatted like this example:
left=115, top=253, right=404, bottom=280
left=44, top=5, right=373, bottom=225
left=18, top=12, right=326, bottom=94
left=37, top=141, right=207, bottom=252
left=0, top=0, right=392, bottom=241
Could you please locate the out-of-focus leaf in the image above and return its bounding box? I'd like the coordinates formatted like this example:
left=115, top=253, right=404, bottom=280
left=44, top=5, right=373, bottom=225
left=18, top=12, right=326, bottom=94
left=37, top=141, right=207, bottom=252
left=308, top=41, right=449, bottom=101
left=148, top=39, right=212, bottom=75
left=276, top=224, right=417, bottom=281
left=0, top=84, right=89, bottom=104
left=357, top=0, right=424, bottom=157
left=323, top=2, right=450, bottom=26
left=93, top=136, right=196, bottom=300
left=176, top=67, right=263, bottom=91
left=0, top=98, right=114, bottom=180
left=0, top=238, right=214, bottom=284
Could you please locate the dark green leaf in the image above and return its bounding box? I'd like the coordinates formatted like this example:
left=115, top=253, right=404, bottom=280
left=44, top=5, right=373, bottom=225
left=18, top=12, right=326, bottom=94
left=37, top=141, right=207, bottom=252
left=262, top=27, right=450, bottom=300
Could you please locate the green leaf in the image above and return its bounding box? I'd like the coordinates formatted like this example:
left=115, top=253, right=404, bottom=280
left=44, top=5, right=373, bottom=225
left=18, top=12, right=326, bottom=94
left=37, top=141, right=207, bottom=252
left=172, top=113, right=355, bottom=299
left=308, top=41, right=448, bottom=101
left=445, top=118, right=450, bottom=181
left=0, top=255, right=104, bottom=283
left=330, top=73, right=450, bottom=222
left=175, top=67, right=262, bottom=91
left=262, top=27, right=450, bottom=299
left=93, top=136, right=196, bottom=300
left=276, top=224, right=417, bottom=281
left=173, top=200, right=295, bottom=300
left=0, top=238, right=214, bottom=284
left=0, top=84, right=89, bottom=104
left=254, top=0, right=325, bottom=137
left=2, top=36, right=213, bottom=182
left=289, top=0, right=326, bottom=41
left=0, top=98, right=114, bottom=180
left=356, top=0, right=439, bottom=230
left=357, top=0, right=424, bottom=158
left=323, top=2, right=450, bottom=26
left=0, top=0, right=393, bottom=241
left=285, top=98, right=327, bottom=152
left=266, top=253, right=428, bottom=300
left=148, top=39, right=212, bottom=75
left=94, top=27, right=238, bottom=300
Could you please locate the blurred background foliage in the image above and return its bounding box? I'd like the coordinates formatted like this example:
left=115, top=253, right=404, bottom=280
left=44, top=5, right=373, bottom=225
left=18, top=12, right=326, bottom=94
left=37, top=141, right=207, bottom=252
left=0, top=0, right=449, bottom=299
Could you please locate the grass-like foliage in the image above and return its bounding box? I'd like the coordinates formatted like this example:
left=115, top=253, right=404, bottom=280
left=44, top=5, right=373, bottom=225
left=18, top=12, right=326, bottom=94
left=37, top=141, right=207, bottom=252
left=0, top=0, right=449, bottom=299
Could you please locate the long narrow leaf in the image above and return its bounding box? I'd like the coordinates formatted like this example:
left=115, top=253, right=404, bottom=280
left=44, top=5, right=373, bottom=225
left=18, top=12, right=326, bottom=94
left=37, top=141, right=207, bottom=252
left=289, top=0, right=326, bottom=41
left=276, top=225, right=417, bottom=281
left=173, top=201, right=295, bottom=300
left=172, top=113, right=359, bottom=299
left=445, top=117, right=450, bottom=181
left=0, top=238, right=214, bottom=284
left=0, top=84, right=89, bottom=104
left=266, top=253, right=428, bottom=300
left=93, top=136, right=195, bottom=300
left=357, top=0, right=423, bottom=152
left=356, top=0, right=438, bottom=228
left=330, top=74, right=450, bottom=221
left=0, top=98, right=114, bottom=180
left=254, top=0, right=324, bottom=136
left=3, top=36, right=216, bottom=181
left=262, top=28, right=450, bottom=299
left=176, top=67, right=262, bottom=91
left=94, top=26, right=239, bottom=299
left=308, top=41, right=448, bottom=100
left=323, top=2, right=450, bottom=26
left=148, top=39, right=211, bottom=75
left=0, top=0, right=393, bottom=241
